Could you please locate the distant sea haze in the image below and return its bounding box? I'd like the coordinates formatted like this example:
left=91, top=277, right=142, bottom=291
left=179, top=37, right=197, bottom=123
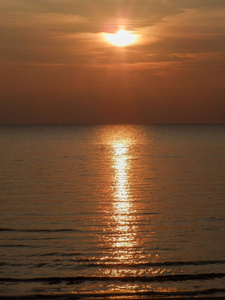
left=0, top=124, right=225, bottom=299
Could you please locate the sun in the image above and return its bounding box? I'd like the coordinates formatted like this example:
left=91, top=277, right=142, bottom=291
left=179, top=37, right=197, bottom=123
left=105, top=29, right=137, bottom=47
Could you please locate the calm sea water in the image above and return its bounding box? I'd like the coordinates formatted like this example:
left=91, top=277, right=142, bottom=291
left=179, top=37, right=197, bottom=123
left=0, top=124, right=225, bottom=299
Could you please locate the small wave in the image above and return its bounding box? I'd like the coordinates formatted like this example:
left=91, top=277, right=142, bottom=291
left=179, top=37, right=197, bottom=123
left=1, top=272, right=225, bottom=284
left=0, top=228, right=76, bottom=233
left=0, top=244, right=43, bottom=248
left=1, top=288, right=225, bottom=299
left=24, top=252, right=82, bottom=258
left=74, top=259, right=225, bottom=268
left=0, top=244, right=28, bottom=248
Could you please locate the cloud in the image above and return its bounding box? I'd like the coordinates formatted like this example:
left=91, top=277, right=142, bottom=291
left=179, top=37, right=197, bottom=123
left=0, top=0, right=180, bottom=33
left=169, top=0, right=225, bottom=9
left=0, top=1, right=225, bottom=74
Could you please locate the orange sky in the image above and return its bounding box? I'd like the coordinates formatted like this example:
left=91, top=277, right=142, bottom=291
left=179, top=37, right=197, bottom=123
left=0, top=0, right=225, bottom=124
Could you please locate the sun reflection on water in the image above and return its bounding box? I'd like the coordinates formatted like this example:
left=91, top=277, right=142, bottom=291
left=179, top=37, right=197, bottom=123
left=94, top=126, right=157, bottom=293
left=110, top=141, right=138, bottom=262
left=113, top=143, right=130, bottom=213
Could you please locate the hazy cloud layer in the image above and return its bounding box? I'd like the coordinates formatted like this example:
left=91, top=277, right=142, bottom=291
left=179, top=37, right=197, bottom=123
left=1, top=0, right=225, bottom=64
left=0, top=0, right=225, bottom=124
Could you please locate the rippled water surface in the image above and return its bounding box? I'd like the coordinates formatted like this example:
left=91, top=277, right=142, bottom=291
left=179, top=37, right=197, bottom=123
left=0, top=124, right=225, bottom=299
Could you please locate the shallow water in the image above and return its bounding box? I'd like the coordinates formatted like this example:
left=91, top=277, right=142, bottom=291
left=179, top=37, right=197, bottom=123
left=0, top=124, right=225, bottom=299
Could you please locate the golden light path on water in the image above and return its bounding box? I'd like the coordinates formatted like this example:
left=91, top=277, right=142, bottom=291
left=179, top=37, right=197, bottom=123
left=106, top=138, right=139, bottom=281
left=94, top=127, right=173, bottom=295
left=112, top=143, right=134, bottom=247
left=98, top=128, right=180, bottom=297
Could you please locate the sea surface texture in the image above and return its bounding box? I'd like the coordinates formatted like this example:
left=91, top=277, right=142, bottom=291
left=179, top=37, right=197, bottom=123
left=0, top=125, right=225, bottom=299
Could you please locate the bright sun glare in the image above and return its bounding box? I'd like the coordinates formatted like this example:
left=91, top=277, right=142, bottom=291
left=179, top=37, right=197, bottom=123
left=105, top=29, right=137, bottom=47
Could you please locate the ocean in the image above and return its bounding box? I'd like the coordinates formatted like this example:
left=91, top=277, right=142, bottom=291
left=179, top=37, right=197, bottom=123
left=0, top=124, right=225, bottom=299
